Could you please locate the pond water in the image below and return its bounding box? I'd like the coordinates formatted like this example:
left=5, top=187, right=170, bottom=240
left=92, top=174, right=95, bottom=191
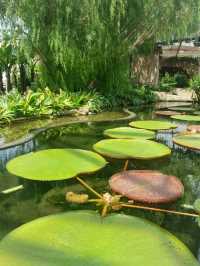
left=0, top=106, right=200, bottom=260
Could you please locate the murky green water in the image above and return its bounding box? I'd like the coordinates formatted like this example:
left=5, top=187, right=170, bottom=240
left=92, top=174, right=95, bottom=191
left=0, top=106, right=200, bottom=260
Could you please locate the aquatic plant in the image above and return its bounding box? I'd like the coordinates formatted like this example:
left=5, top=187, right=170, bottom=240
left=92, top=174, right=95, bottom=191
left=173, top=133, right=200, bottom=151
left=0, top=211, right=199, bottom=266
left=103, top=127, right=155, bottom=140
left=171, top=115, right=200, bottom=122
left=129, top=120, right=177, bottom=131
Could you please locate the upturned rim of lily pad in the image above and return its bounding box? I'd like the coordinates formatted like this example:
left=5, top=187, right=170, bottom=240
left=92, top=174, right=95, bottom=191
left=129, top=120, right=177, bottom=131
left=168, top=107, right=195, bottom=112
left=93, top=139, right=171, bottom=160
left=0, top=211, right=198, bottom=266
left=154, top=110, right=182, bottom=117
left=109, top=170, right=184, bottom=204
left=171, top=115, right=200, bottom=122
left=173, top=133, right=200, bottom=151
left=6, top=148, right=108, bottom=181
left=103, top=126, right=155, bottom=140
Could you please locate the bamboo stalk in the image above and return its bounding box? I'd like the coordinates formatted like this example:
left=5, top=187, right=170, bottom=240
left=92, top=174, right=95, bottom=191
left=76, top=176, right=103, bottom=199
left=121, top=203, right=199, bottom=218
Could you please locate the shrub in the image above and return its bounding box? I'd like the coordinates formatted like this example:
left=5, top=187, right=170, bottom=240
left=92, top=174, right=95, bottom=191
left=0, top=89, right=111, bottom=123
left=159, top=73, right=177, bottom=92
left=174, top=73, right=189, bottom=88
left=189, top=75, right=200, bottom=103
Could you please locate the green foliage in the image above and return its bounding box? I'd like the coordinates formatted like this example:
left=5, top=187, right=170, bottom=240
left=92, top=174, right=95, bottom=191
left=1, top=0, right=200, bottom=94
left=190, top=75, right=200, bottom=103
left=0, top=88, right=110, bottom=123
left=159, top=73, right=177, bottom=92
left=174, top=73, right=189, bottom=88
left=193, top=199, right=200, bottom=214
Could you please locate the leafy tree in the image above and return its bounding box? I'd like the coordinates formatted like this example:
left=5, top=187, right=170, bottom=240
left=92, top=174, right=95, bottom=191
left=0, top=0, right=200, bottom=94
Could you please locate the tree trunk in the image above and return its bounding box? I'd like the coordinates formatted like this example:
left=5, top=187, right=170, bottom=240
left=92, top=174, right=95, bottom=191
left=0, top=71, right=4, bottom=93
left=19, top=64, right=27, bottom=93
left=6, top=67, right=12, bottom=91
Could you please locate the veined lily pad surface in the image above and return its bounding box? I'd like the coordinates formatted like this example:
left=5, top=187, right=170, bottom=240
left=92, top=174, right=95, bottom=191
left=109, top=170, right=184, bottom=203
left=173, top=133, right=200, bottom=150
left=0, top=211, right=198, bottom=266
left=6, top=149, right=107, bottom=181
left=104, top=127, right=155, bottom=140
left=129, top=120, right=177, bottom=131
left=93, top=139, right=171, bottom=159
left=171, top=115, right=200, bottom=122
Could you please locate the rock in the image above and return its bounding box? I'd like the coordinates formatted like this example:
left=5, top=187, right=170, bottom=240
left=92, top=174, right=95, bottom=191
left=154, top=88, right=195, bottom=102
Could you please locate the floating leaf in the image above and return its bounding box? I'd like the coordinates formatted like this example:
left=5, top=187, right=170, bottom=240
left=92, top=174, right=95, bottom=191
left=93, top=139, right=171, bottom=159
left=104, top=127, right=155, bottom=140
left=187, top=125, right=200, bottom=133
left=173, top=133, right=200, bottom=150
left=0, top=211, right=198, bottom=266
left=154, top=111, right=181, bottom=117
left=168, top=107, right=195, bottom=112
left=6, top=149, right=107, bottom=181
left=171, top=115, right=200, bottom=122
left=193, top=111, right=200, bottom=115
left=109, top=170, right=184, bottom=204
left=129, top=120, right=177, bottom=131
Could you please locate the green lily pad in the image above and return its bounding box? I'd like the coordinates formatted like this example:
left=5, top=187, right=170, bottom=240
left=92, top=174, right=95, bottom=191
left=104, top=127, right=155, bottom=140
left=171, top=115, right=200, bottom=122
left=154, top=111, right=181, bottom=117
left=129, top=120, right=177, bottom=131
left=193, top=111, right=200, bottom=115
left=173, top=133, right=200, bottom=150
left=168, top=107, right=195, bottom=112
left=6, top=149, right=107, bottom=181
left=93, top=139, right=171, bottom=159
left=0, top=211, right=198, bottom=266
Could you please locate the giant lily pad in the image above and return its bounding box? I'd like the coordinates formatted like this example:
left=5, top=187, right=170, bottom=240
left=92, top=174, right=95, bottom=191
left=109, top=170, right=184, bottom=203
left=104, top=127, right=155, bottom=140
left=173, top=133, right=200, bottom=150
left=0, top=211, right=198, bottom=266
left=171, top=115, right=200, bottom=122
left=168, top=107, right=195, bottom=112
left=6, top=149, right=107, bottom=181
left=129, top=120, right=177, bottom=131
left=193, top=111, right=200, bottom=115
left=154, top=111, right=181, bottom=117
left=93, top=139, right=171, bottom=160
left=187, top=125, right=200, bottom=133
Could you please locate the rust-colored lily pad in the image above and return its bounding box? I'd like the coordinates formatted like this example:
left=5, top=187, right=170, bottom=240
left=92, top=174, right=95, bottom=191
left=154, top=111, right=182, bottom=117
left=187, top=125, right=200, bottom=133
left=109, top=170, right=184, bottom=204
